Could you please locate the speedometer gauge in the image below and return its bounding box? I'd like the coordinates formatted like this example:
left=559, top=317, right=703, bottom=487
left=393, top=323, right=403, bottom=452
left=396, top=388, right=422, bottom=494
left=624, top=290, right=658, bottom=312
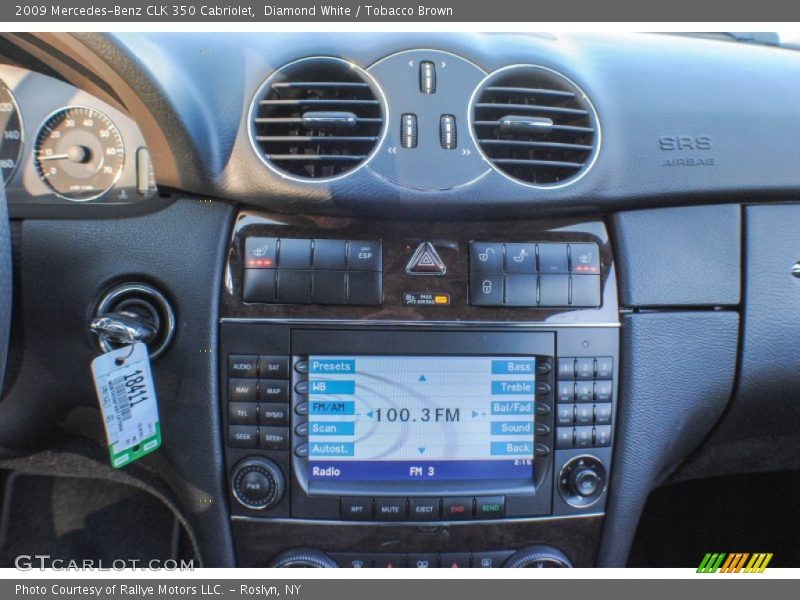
left=0, top=80, right=23, bottom=186
left=35, top=106, right=124, bottom=201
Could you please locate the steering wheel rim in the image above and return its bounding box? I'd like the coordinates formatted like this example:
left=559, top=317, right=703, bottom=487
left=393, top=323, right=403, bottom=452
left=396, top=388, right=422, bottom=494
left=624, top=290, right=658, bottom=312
left=0, top=180, right=11, bottom=391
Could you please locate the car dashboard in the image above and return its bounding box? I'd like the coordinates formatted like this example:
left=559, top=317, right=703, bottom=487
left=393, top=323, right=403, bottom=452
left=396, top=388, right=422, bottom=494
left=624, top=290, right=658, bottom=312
left=0, top=31, right=797, bottom=568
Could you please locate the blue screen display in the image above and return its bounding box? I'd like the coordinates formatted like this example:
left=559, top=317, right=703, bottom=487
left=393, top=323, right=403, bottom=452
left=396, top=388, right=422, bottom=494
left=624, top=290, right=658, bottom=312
left=306, top=355, right=536, bottom=482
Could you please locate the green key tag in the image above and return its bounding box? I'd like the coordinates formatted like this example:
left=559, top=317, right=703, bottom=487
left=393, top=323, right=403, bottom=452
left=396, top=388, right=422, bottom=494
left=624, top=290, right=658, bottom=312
left=91, top=342, right=161, bottom=468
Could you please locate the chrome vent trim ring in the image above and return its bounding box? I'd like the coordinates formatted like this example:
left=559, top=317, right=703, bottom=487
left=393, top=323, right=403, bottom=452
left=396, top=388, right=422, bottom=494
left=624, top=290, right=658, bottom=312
left=248, top=56, right=388, bottom=183
left=468, top=64, right=601, bottom=189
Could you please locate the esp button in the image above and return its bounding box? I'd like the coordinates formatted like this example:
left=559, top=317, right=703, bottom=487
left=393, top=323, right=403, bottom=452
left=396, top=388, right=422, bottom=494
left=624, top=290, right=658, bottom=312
left=347, top=240, right=382, bottom=271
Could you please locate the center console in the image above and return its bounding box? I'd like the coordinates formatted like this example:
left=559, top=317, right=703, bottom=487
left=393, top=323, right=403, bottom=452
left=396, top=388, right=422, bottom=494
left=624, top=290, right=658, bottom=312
left=220, top=212, right=619, bottom=567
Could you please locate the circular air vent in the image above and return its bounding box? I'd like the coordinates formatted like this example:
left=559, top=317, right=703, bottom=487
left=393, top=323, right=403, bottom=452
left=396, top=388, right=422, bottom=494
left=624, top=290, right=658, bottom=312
left=470, top=65, right=600, bottom=187
left=249, top=57, right=386, bottom=181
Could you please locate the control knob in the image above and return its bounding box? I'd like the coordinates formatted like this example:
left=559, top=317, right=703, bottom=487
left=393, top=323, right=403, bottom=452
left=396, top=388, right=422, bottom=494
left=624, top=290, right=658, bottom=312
left=557, top=455, right=607, bottom=508
left=505, top=545, right=573, bottom=568
left=269, top=549, right=338, bottom=568
left=231, top=457, right=285, bottom=510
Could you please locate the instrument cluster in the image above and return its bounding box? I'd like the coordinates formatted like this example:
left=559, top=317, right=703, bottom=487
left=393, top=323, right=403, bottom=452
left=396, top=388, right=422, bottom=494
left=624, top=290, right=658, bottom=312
left=0, top=64, right=155, bottom=211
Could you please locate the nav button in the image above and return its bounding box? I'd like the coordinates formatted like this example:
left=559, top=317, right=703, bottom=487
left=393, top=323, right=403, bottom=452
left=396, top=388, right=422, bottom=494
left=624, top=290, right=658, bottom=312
left=340, top=497, right=373, bottom=521
left=409, top=497, right=441, bottom=521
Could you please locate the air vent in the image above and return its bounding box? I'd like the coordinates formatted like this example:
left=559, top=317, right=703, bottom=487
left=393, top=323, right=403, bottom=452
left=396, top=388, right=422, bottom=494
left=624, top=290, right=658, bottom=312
left=471, top=65, right=599, bottom=187
left=250, top=57, right=386, bottom=181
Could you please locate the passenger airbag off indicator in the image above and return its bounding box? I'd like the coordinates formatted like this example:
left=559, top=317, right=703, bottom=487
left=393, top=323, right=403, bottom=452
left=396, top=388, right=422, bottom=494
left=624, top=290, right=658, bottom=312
left=403, top=292, right=450, bottom=306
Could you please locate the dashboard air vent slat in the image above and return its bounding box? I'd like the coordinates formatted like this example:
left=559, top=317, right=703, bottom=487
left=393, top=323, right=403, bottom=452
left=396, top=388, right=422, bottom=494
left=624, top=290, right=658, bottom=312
left=250, top=57, right=385, bottom=180
left=471, top=66, right=599, bottom=186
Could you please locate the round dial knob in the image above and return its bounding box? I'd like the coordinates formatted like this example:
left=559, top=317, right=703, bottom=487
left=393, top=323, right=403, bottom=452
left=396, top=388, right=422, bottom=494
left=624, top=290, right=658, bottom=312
left=231, top=457, right=285, bottom=510
left=569, top=466, right=601, bottom=497
left=505, top=545, right=573, bottom=568
left=269, top=549, right=338, bottom=568
left=558, top=455, right=607, bottom=508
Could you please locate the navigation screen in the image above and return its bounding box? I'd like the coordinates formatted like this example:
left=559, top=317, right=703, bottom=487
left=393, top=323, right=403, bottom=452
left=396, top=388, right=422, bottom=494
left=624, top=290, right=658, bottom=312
left=306, top=355, right=536, bottom=482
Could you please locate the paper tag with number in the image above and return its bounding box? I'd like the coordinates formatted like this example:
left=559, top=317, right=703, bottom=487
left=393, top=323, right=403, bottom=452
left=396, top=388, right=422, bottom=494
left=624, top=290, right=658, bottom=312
left=91, top=342, right=161, bottom=468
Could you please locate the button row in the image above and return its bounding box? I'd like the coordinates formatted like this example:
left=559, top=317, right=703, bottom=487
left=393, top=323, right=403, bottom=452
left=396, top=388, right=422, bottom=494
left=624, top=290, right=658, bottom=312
left=470, top=242, right=600, bottom=275
left=227, top=425, right=289, bottom=450
left=557, top=403, right=612, bottom=426
left=557, top=356, right=613, bottom=380
left=470, top=273, right=600, bottom=308
left=331, top=550, right=515, bottom=568
left=228, top=355, right=289, bottom=380
left=244, top=238, right=382, bottom=272
left=556, top=425, right=612, bottom=449
left=229, top=379, right=288, bottom=403
left=556, top=380, right=612, bottom=404
left=244, top=269, right=382, bottom=305
left=341, top=496, right=505, bottom=521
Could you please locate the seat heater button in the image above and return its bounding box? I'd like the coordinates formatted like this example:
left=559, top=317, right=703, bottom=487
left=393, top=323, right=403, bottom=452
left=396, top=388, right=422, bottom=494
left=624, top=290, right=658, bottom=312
left=244, top=237, right=278, bottom=269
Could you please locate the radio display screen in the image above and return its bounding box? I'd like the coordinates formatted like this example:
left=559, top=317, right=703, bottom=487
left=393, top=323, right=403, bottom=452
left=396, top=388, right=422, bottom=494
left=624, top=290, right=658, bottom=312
left=306, top=355, right=536, bottom=482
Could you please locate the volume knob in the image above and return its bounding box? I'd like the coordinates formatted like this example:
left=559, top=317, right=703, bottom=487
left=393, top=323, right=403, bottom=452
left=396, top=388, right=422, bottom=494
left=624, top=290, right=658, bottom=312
left=231, top=457, right=285, bottom=510
left=505, top=545, right=572, bottom=568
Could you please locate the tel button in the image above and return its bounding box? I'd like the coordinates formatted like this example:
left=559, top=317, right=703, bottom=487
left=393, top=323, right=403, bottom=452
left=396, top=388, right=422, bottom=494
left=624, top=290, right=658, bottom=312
left=340, top=497, right=373, bottom=521
left=442, top=496, right=474, bottom=520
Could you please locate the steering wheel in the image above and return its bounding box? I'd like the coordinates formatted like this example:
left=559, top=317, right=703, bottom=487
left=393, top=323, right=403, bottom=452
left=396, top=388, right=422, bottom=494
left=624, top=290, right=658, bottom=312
left=0, top=180, right=10, bottom=390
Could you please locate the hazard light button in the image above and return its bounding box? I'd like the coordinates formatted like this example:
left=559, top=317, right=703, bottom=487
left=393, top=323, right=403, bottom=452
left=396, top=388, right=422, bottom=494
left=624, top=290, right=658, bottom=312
left=406, top=242, right=446, bottom=275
